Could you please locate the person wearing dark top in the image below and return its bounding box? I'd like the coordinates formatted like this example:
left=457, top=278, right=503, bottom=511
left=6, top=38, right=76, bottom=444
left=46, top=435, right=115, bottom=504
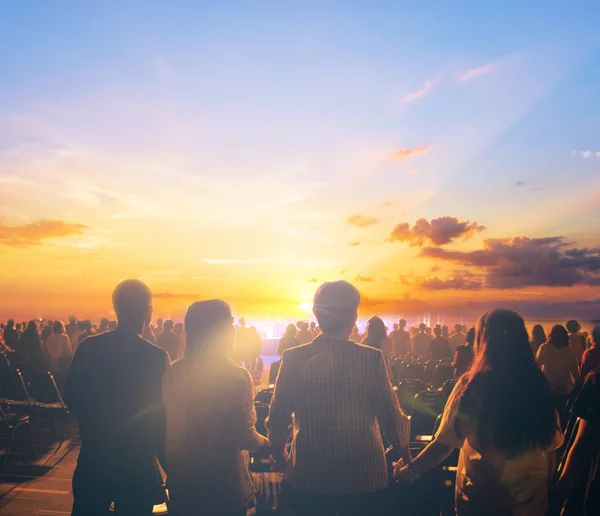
left=65, top=315, right=78, bottom=342
left=428, top=325, right=452, bottom=361
left=3, top=319, right=19, bottom=351
left=453, top=327, right=475, bottom=378
left=580, top=326, right=600, bottom=378
left=558, top=368, right=600, bottom=515
left=65, top=279, right=170, bottom=516
left=19, top=320, right=50, bottom=374
left=278, top=324, right=300, bottom=355
left=390, top=319, right=411, bottom=356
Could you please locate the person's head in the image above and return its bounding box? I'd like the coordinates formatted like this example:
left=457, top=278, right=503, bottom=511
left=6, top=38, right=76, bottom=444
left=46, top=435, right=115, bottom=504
left=365, top=316, right=387, bottom=348
left=156, top=318, right=164, bottom=327
left=433, top=325, right=442, bottom=338
left=312, top=281, right=360, bottom=337
left=454, top=309, right=556, bottom=457
left=418, top=323, right=426, bottom=333
left=465, top=327, right=476, bottom=346
left=425, top=327, right=432, bottom=335
left=297, top=321, right=308, bottom=331
left=310, top=321, right=316, bottom=330
left=185, top=300, right=234, bottom=359
left=454, top=324, right=463, bottom=333
left=239, top=318, right=246, bottom=328
left=15, top=323, right=22, bottom=332
left=53, top=320, right=66, bottom=334
left=566, top=320, right=581, bottom=334
left=83, top=320, right=92, bottom=332
left=283, top=324, right=296, bottom=338
left=174, top=323, right=184, bottom=335
left=26, top=320, right=38, bottom=333
left=164, top=320, right=174, bottom=332
left=399, top=319, right=407, bottom=330
left=591, top=325, right=600, bottom=347
left=109, top=320, right=117, bottom=330
left=68, top=315, right=76, bottom=324
left=547, top=325, right=569, bottom=348
left=531, top=324, right=547, bottom=345
left=100, top=317, right=109, bottom=327
left=112, top=279, right=152, bottom=332
left=7, top=319, right=14, bottom=329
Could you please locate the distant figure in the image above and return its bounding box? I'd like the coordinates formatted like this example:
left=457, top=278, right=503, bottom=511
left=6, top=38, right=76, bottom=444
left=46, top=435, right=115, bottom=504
left=44, top=320, right=73, bottom=372
left=142, top=324, right=155, bottom=344
left=536, top=325, right=579, bottom=417
left=154, top=319, right=164, bottom=339
left=395, top=309, right=563, bottom=515
left=412, top=323, right=431, bottom=357
left=163, top=300, right=270, bottom=516
left=309, top=321, right=318, bottom=339
left=349, top=324, right=362, bottom=343
left=442, top=325, right=449, bottom=340
left=428, top=325, right=452, bottom=361
left=156, top=320, right=184, bottom=363
left=296, top=321, right=313, bottom=344
left=362, top=316, right=393, bottom=361
left=3, top=319, right=19, bottom=351
left=530, top=324, right=547, bottom=356
left=41, top=320, right=53, bottom=343
left=448, top=324, right=466, bottom=354
left=65, top=315, right=78, bottom=342
left=19, top=320, right=49, bottom=372
left=567, top=320, right=587, bottom=364
left=108, top=320, right=118, bottom=331
left=173, top=322, right=184, bottom=336
left=78, top=320, right=94, bottom=347
left=453, top=327, right=475, bottom=378
left=267, top=281, right=410, bottom=515
left=98, top=318, right=110, bottom=334
left=66, top=279, right=169, bottom=516
left=580, top=325, right=600, bottom=378
left=71, top=322, right=84, bottom=353
left=278, top=324, right=299, bottom=355
left=390, top=319, right=411, bottom=356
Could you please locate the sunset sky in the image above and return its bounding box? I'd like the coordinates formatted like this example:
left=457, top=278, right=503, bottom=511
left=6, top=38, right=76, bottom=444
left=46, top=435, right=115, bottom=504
left=1, top=1, right=599, bottom=323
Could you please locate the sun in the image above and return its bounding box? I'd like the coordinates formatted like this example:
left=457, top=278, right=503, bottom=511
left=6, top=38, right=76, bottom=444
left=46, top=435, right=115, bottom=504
left=298, top=301, right=312, bottom=312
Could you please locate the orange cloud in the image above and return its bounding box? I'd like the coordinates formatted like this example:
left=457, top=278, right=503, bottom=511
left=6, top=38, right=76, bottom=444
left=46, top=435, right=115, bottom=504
left=400, top=79, right=435, bottom=104
left=0, top=219, right=87, bottom=247
left=458, top=63, right=493, bottom=83
left=389, top=145, right=432, bottom=162
left=389, top=216, right=486, bottom=246
left=347, top=215, right=380, bottom=228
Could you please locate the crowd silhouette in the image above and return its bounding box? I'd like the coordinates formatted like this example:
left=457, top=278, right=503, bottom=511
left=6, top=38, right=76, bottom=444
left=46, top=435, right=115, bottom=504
left=0, top=279, right=599, bottom=515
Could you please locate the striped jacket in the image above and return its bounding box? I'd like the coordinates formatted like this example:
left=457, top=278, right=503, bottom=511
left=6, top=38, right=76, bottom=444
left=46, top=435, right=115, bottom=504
left=266, top=335, right=410, bottom=494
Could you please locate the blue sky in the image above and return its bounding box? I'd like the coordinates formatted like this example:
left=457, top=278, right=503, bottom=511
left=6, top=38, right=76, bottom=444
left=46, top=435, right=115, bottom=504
left=0, top=1, right=599, bottom=318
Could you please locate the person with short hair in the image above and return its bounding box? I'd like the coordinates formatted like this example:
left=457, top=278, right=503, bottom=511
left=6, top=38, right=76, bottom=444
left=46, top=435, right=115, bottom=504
left=567, top=319, right=587, bottom=364
left=448, top=323, right=466, bottom=354
left=412, top=323, right=431, bottom=357
left=428, top=324, right=452, bottom=361
left=163, top=300, right=269, bottom=516
left=156, top=320, right=184, bottom=363
left=66, top=279, right=169, bottom=516
left=390, top=319, right=411, bottom=356
left=267, top=281, right=410, bottom=515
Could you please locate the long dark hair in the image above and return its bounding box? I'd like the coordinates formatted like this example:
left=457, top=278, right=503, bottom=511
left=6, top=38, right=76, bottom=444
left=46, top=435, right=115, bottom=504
left=530, top=324, right=547, bottom=353
left=451, top=309, right=557, bottom=458
left=364, top=316, right=387, bottom=349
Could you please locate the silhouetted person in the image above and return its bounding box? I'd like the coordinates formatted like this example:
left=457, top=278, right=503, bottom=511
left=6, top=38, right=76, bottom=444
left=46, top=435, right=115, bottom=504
left=98, top=318, right=110, bottom=334
left=154, top=319, right=164, bottom=338
left=362, top=316, right=393, bottom=362
left=390, top=319, right=411, bottom=356
left=41, top=320, right=53, bottom=343
left=156, top=320, right=184, bottom=363
left=267, top=281, right=410, bottom=516
left=309, top=321, right=318, bottom=338
left=44, top=320, right=73, bottom=372
left=530, top=324, right=547, bottom=356
left=567, top=320, right=587, bottom=365
left=580, top=325, right=600, bottom=378
left=296, top=321, right=312, bottom=344
left=412, top=323, right=431, bottom=357
left=428, top=325, right=452, bottom=360
left=3, top=319, right=19, bottom=351
left=66, top=279, right=169, bottom=516
left=349, top=324, right=362, bottom=343
left=448, top=323, right=466, bottom=354
left=442, top=324, right=449, bottom=340
left=163, top=300, right=270, bottom=516
left=278, top=324, right=299, bottom=355
left=453, top=327, right=475, bottom=378
left=19, top=320, right=49, bottom=373
left=66, top=315, right=78, bottom=342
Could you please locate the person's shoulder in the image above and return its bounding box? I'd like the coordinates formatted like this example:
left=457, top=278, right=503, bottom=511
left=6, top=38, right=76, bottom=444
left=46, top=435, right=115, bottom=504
left=353, top=340, right=384, bottom=358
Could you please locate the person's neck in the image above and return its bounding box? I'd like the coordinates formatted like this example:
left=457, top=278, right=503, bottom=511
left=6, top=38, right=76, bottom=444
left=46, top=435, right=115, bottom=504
left=116, top=321, right=145, bottom=336
left=321, top=331, right=350, bottom=340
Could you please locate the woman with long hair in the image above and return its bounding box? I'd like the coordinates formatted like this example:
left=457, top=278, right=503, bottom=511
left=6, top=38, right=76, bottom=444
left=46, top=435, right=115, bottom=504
left=395, top=309, right=563, bottom=515
left=163, top=300, right=270, bottom=516
left=44, top=320, right=73, bottom=372
left=530, top=324, right=547, bottom=356
left=362, top=316, right=393, bottom=361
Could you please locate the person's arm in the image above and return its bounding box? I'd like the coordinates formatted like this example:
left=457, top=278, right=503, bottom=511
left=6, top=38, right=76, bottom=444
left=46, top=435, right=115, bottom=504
left=580, top=351, right=590, bottom=378
left=64, top=341, right=88, bottom=413
left=557, top=418, right=599, bottom=497
left=151, top=352, right=170, bottom=470
left=265, top=351, right=294, bottom=463
left=234, top=369, right=270, bottom=453
left=371, top=351, right=411, bottom=463
left=535, top=345, right=545, bottom=368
